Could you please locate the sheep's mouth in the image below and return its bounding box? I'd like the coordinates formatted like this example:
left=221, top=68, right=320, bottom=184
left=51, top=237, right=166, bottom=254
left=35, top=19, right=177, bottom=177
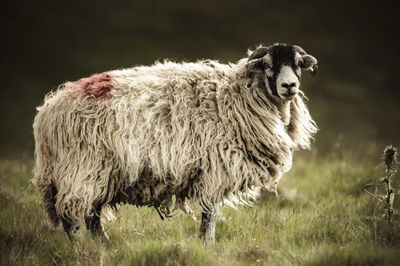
left=280, top=92, right=296, bottom=100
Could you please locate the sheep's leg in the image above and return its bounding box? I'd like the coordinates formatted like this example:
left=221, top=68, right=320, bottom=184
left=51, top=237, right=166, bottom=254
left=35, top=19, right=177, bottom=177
left=85, top=205, right=109, bottom=240
left=38, top=180, right=60, bottom=228
left=200, top=204, right=219, bottom=244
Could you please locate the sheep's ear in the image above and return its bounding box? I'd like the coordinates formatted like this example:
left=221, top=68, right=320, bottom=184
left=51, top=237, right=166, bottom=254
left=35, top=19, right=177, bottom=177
left=301, top=54, right=317, bottom=70
left=248, top=47, right=269, bottom=61
left=246, top=58, right=266, bottom=72
left=300, top=54, right=318, bottom=75
left=246, top=47, right=269, bottom=72
left=293, top=45, right=318, bottom=76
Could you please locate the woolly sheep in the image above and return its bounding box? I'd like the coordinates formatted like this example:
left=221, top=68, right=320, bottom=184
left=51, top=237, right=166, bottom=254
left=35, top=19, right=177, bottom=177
left=32, top=43, right=318, bottom=243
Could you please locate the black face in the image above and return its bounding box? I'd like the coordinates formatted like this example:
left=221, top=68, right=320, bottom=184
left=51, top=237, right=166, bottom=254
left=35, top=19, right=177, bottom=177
left=246, top=43, right=318, bottom=100
left=266, top=44, right=300, bottom=96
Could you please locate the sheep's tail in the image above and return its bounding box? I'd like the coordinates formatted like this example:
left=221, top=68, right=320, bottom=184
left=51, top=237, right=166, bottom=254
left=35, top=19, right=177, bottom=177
left=32, top=111, right=60, bottom=228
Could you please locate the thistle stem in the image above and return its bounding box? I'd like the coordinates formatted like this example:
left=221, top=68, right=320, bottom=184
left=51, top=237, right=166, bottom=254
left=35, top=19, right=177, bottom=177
left=385, top=166, right=392, bottom=225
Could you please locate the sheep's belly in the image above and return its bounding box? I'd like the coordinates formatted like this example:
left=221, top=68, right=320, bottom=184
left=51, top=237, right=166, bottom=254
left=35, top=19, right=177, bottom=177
left=109, top=176, right=194, bottom=219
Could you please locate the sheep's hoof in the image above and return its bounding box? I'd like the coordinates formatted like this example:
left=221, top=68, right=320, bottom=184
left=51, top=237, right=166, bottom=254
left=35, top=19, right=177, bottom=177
left=202, top=234, right=215, bottom=245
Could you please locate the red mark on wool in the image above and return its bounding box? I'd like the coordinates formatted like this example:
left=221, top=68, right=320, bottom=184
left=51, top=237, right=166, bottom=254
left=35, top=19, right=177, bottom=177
left=40, top=144, right=51, bottom=160
left=73, top=73, right=114, bottom=99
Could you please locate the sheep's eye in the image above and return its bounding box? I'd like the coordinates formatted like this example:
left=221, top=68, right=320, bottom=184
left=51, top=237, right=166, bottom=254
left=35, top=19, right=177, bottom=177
left=263, top=62, right=270, bottom=69
left=265, top=68, right=273, bottom=77
left=297, top=60, right=303, bottom=68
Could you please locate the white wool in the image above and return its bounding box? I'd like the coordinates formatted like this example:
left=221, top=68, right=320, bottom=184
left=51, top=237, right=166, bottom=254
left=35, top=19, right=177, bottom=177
left=32, top=58, right=317, bottom=226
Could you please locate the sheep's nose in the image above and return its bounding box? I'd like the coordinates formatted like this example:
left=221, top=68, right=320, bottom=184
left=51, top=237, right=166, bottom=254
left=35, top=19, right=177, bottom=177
left=281, top=82, right=296, bottom=89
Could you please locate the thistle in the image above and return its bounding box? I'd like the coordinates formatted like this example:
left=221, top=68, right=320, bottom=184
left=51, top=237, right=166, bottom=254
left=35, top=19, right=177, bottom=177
left=382, top=145, right=397, bottom=225
left=383, top=145, right=397, bottom=171
left=365, top=145, right=397, bottom=225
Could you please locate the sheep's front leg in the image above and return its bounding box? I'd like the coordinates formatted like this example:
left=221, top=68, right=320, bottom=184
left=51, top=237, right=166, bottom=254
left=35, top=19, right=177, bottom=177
left=85, top=205, right=109, bottom=241
left=200, top=204, right=219, bottom=244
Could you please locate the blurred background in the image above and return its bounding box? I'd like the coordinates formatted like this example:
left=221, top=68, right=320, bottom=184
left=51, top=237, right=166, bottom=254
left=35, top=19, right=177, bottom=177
left=2, top=0, right=399, bottom=158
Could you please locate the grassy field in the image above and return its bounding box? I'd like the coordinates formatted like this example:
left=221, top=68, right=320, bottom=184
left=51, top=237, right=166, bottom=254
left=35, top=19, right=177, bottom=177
left=1, top=149, right=400, bottom=265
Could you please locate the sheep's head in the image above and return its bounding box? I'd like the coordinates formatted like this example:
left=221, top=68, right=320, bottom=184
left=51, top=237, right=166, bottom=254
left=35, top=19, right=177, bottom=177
left=246, top=43, right=317, bottom=101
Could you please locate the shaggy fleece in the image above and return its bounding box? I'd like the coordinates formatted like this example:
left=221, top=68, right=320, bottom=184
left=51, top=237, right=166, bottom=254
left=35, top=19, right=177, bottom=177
left=32, top=58, right=317, bottom=226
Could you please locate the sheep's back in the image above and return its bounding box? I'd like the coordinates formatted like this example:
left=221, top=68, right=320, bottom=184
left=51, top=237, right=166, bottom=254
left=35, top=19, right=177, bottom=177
left=107, top=61, right=232, bottom=185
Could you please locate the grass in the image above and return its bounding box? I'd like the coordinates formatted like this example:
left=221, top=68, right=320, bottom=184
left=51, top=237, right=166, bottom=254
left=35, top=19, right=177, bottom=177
left=1, top=150, right=400, bottom=265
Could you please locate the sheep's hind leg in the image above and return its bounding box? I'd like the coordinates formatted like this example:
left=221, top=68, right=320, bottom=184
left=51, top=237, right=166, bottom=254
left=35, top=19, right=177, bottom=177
left=39, top=180, right=60, bottom=228
left=200, top=204, right=219, bottom=244
left=85, top=205, right=109, bottom=240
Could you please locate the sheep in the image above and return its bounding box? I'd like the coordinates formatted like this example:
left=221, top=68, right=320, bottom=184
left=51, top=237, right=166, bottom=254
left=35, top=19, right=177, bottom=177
left=32, top=43, right=318, bottom=243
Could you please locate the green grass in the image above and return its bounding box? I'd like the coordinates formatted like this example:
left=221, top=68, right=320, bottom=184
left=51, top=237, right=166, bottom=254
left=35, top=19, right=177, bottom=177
left=1, top=152, right=400, bottom=265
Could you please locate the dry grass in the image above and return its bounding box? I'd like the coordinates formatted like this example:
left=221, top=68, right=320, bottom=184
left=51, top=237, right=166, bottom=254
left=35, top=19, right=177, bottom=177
left=1, top=150, right=400, bottom=265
